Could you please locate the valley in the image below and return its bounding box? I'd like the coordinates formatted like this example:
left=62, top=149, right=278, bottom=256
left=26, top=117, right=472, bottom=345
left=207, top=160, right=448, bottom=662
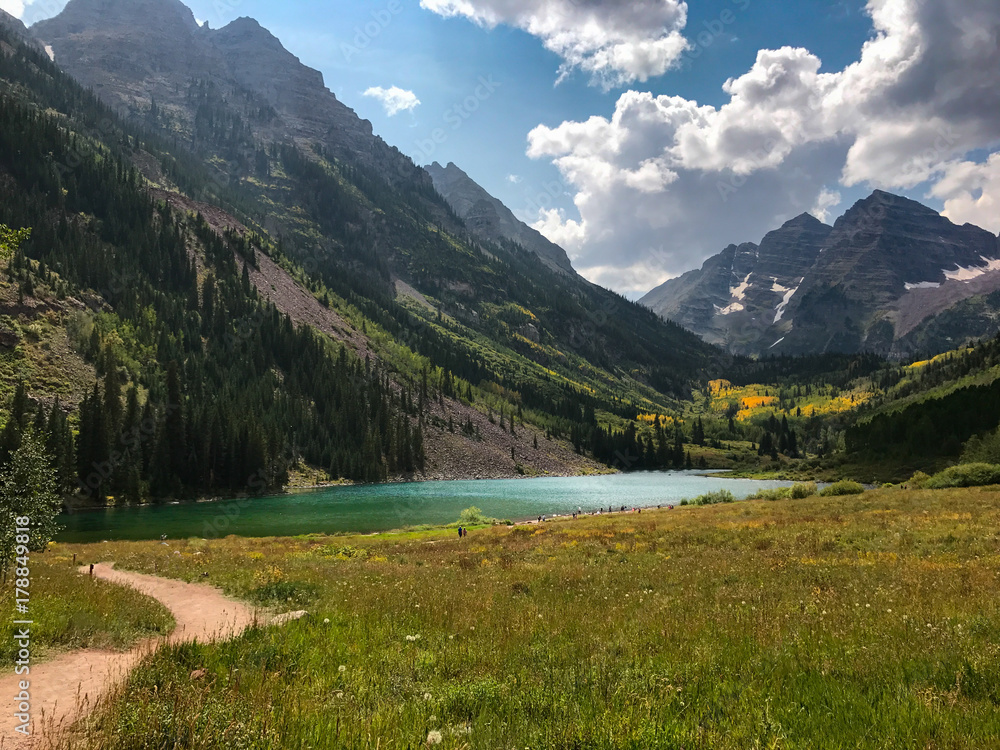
left=1, top=1, right=1000, bottom=748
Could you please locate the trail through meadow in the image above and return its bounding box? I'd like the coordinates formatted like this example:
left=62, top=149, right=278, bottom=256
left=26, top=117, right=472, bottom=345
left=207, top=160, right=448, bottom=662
left=0, top=563, right=264, bottom=749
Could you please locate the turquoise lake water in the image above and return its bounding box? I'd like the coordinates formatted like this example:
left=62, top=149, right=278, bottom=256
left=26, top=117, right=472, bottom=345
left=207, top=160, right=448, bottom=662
left=57, top=471, right=795, bottom=542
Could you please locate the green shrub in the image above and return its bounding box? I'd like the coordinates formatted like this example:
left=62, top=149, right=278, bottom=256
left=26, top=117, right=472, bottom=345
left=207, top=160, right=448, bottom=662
left=694, top=490, right=735, bottom=506
left=749, top=482, right=818, bottom=502
left=790, top=482, right=818, bottom=499
left=923, top=463, right=1000, bottom=489
left=819, top=480, right=865, bottom=497
left=906, top=471, right=931, bottom=489
left=459, top=506, right=493, bottom=525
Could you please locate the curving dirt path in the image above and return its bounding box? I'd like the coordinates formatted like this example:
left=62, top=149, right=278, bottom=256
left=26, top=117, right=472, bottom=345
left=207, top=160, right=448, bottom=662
left=0, top=564, right=271, bottom=749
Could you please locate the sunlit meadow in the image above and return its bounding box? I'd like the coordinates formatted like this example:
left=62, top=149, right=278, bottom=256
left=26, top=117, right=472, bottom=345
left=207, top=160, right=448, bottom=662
left=53, top=488, right=1000, bottom=749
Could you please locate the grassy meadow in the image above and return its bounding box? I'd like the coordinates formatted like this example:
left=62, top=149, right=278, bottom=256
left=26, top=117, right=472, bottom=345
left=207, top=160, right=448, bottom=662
left=49, top=488, right=1000, bottom=749
left=0, top=555, right=173, bottom=666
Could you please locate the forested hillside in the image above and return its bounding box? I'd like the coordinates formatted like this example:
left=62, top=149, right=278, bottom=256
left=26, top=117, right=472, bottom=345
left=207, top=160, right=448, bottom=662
left=0, top=36, right=427, bottom=501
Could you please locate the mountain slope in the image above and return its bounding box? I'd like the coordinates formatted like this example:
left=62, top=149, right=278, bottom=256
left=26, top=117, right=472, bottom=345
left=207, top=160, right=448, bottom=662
left=425, top=161, right=575, bottom=275
left=0, top=1, right=734, bottom=504
left=643, top=192, right=1000, bottom=357
left=0, top=7, right=40, bottom=50
left=30, top=0, right=722, bottom=396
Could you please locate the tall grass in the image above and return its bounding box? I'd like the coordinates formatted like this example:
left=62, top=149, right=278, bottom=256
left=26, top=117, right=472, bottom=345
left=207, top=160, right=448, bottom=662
left=60, top=488, right=1000, bottom=749
left=0, top=554, right=173, bottom=665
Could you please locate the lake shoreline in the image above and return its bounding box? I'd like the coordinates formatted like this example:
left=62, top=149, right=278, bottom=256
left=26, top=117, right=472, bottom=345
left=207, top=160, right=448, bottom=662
left=56, top=473, right=801, bottom=543
left=62, top=467, right=618, bottom=513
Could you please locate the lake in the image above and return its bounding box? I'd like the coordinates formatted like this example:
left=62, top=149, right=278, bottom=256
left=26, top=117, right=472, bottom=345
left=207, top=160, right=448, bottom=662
left=57, top=471, right=795, bottom=542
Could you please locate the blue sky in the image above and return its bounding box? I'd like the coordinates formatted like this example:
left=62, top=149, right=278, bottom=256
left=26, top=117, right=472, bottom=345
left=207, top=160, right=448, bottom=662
left=10, top=0, right=1000, bottom=297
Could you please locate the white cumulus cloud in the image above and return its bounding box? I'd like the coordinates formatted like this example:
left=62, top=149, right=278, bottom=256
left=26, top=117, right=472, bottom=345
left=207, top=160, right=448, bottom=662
left=531, top=207, right=585, bottom=256
left=810, top=188, right=842, bottom=224
left=932, top=154, right=1000, bottom=234
left=363, top=86, right=421, bottom=116
left=420, top=0, right=690, bottom=88
left=525, top=0, right=1000, bottom=296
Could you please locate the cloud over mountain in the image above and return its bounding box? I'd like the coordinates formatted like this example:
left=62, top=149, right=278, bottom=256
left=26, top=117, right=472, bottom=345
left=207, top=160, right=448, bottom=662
left=524, top=0, right=1000, bottom=294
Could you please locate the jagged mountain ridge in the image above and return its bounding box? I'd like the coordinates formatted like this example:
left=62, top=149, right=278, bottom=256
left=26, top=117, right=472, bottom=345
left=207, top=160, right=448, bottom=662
left=642, top=191, right=1000, bottom=357
left=32, top=0, right=422, bottom=183
left=425, top=162, right=575, bottom=276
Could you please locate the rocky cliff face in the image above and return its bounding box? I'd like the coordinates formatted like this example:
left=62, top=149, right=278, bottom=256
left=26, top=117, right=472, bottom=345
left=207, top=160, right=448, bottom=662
left=32, top=0, right=425, bottom=185
left=425, top=162, right=576, bottom=275
left=642, top=213, right=831, bottom=352
left=642, top=192, right=1000, bottom=357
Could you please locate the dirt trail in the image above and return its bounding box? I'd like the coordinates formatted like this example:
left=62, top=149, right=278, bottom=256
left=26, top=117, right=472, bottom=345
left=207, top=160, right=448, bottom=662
left=0, top=564, right=269, bottom=749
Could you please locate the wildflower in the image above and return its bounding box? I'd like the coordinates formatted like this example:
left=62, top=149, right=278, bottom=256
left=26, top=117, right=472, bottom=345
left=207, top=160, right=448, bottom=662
left=427, top=730, right=443, bottom=745
left=323, top=618, right=330, bottom=624
left=338, top=665, right=347, bottom=673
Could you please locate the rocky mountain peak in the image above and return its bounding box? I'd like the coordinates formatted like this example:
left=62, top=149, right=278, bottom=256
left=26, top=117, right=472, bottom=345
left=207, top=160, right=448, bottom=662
left=38, top=0, right=198, bottom=34
left=784, top=212, right=829, bottom=229
left=835, top=189, right=942, bottom=230
left=30, top=0, right=409, bottom=172
left=214, top=16, right=288, bottom=52
left=426, top=162, right=576, bottom=275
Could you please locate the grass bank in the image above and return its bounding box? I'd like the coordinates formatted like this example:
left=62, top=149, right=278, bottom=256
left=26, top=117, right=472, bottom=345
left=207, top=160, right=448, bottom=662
left=56, top=488, right=1000, bottom=748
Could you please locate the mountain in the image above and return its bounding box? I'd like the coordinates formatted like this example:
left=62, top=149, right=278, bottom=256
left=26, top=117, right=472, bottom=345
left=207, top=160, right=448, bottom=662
left=32, top=0, right=421, bottom=183
left=0, top=1, right=729, bottom=505
left=425, top=162, right=575, bottom=275
left=30, top=0, right=722, bottom=389
left=642, top=192, right=1000, bottom=357
left=0, top=7, right=41, bottom=50
left=642, top=213, right=831, bottom=352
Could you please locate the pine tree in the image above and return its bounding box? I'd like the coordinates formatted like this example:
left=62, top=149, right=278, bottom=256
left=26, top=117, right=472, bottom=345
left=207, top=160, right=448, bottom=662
left=0, top=380, right=29, bottom=465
